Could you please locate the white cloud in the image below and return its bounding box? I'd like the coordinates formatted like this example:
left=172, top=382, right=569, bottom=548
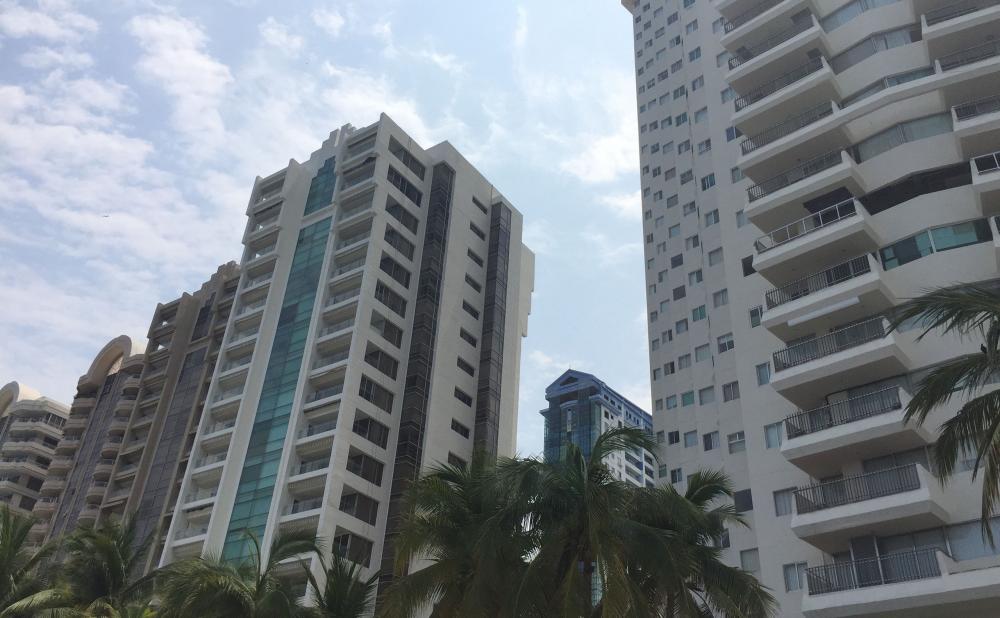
left=312, top=7, right=345, bottom=37
left=581, top=229, right=642, bottom=267
left=258, top=17, right=303, bottom=54
left=0, top=0, right=98, bottom=42
left=19, top=45, right=93, bottom=69
left=513, top=6, right=527, bottom=49
left=412, top=47, right=465, bottom=75
left=521, top=218, right=557, bottom=256
left=598, top=190, right=641, bottom=221
left=557, top=74, right=639, bottom=184
left=127, top=13, right=233, bottom=158
left=620, top=381, right=653, bottom=414
left=371, top=19, right=396, bottom=58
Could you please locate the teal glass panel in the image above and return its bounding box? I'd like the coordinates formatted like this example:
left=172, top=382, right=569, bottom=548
left=303, top=157, right=337, bottom=215
left=223, top=217, right=331, bottom=560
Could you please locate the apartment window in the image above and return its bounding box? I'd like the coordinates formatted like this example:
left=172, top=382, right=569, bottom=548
left=742, top=255, right=756, bottom=276
left=880, top=219, right=992, bottom=270
left=673, top=85, right=687, bottom=99
left=370, top=311, right=403, bottom=347
left=685, top=19, right=698, bottom=33
left=374, top=281, right=407, bottom=317
left=683, top=0, right=696, bottom=7
left=716, top=51, right=731, bottom=67
left=717, top=333, right=734, bottom=353
left=467, top=249, right=484, bottom=267
left=454, top=387, right=473, bottom=407
left=656, top=430, right=665, bottom=444
left=677, top=139, right=691, bottom=154
left=692, top=77, right=705, bottom=92
left=736, top=209, right=747, bottom=227
left=671, top=60, right=683, bottom=72
left=683, top=201, right=697, bottom=216
left=722, top=381, right=740, bottom=401
left=721, top=86, right=735, bottom=102
left=756, top=362, right=771, bottom=385
left=697, top=139, right=711, bottom=154
left=728, top=431, right=746, bottom=454
left=704, top=210, right=719, bottom=226
left=725, top=126, right=742, bottom=141
left=688, top=47, right=701, bottom=61
left=764, top=421, right=783, bottom=449
left=700, top=174, right=716, bottom=190
left=712, top=289, right=728, bottom=308
left=364, top=343, right=399, bottom=379
left=676, top=113, right=689, bottom=126
left=462, top=300, right=480, bottom=320
left=731, top=166, right=745, bottom=183
left=681, top=391, right=695, bottom=406
left=459, top=328, right=478, bottom=347
left=386, top=196, right=419, bottom=234
left=688, top=270, right=702, bottom=285
left=380, top=253, right=411, bottom=288
left=387, top=166, right=423, bottom=206
left=783, top=562, right=807, bottom=592
left=774, top=488, right=796, bottom=516
left=830, top=26, right=920, bottom=73
left=712, top=16, right=725, bottom=32
left=685, top=235, right=699, bottom=249
left=683, top=430, right=697, bottom=447
left=741, top=548, right=760, bottom=573
left=666, top=395, right=678, bottom=409
left=678, top=354, right=691, bottom=369
left=692, top=305, right=706, bottom=321
left=734, top=489, right=753, bottom=513
left=385, top=225, right=415, bottom=260
left=668, top=431, right=680, bottom=445
left=446, top=418, right=471, bottom=440
left=456, top=356, right=475, bottom=377
left=664, top=361, right=675, bottom=375
left=694, top=344, right=710, bottom=362
left=708, top=248, right=723, bottom=265
left=470, top=222, right=486, bottom=240
left=703, top=431, right=720, bottom=451
left=359, top=375, right=394, bottom=414
left=651, top=339, right=660, bottom=351
left=748, top=305, right=762, bottom=327
left=673, top=286, right=686, bottom=300
left=668, top=223, right=681, bottom=238
left=670, top=468, right=683, bottom=483
left=698, top=386, right=715, bottom=405
left=676, top=319, right=688, bottom=333
left=694, top=107, right=708, bottom=123
left=667, top=11, right=678, bottom=24
left=464, top=274, right=482, bottom=293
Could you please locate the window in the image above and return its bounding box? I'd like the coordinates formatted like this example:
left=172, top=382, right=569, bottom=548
left=364, top=343, right=399, bottom=379
left=676, top=319, right=688, bottom=333
left=783, top=562, right=807, bottom=592
left=462, top=300, right=480, bottom=320
left=671, top=254, right=683, bottom=267
left=723, top=381, right=740, bottom=401
left=688, top=47, right=701, bottom=61
left=697, top=139, right=711, bottom=154
left=451, top=419, right=470, bottom=438
left=380, top=254, right=411, bottom=288
left=741, top=548, right=760, bottom=573
left=456, top=356, right=475, bottom=376
left=725, top=126, right=742, bottom=141
left=688, top=270, right=702, bottom=285
left=464, top=274, right=482, bottom=293
left=708, top=248, right=723, bottom=265
left=676, top=113, right=689, bottom=126
left=678, top=354, right=691, bottom=369
left=692, top=305, right=706, bottom=321
left=764, top=421, right=783, bottom=449
left=467, top=249, right=484, bottom=267
left=704, top=210, right=719, bottom=226
left=749, top=305, right=762, bottom=327
left=756, top=362, right=771, bottom=385
left=731, top=166, right=745, bottom=183
left=830, top=25, right=920, bottom=73
left=454, top=387, right=473, bottom=406
left=656, top=431, right=665, bottom=444
left=470, top=222, right=486, bottom=240
left=728, top=431, right=746, bottom=453
left=677, top=139, right=691, bottom=153
left=712, top=289, right=729, bottom=307
left=683, top=201, right=697, bottom=216
left=385, top=225, right=415, bottom=260
left=700, top=174, right=716, bottom=190
left=721, top=86, right=735, bottom=102
left=670, top=468, right=683, bottom=483
left=698, top=386, right=714, bottom=405
left=683, top=430, right=697, bottom=447
left=359, top=375, right=394, bottom=414
left=668, top=431, right=680, bottom=444
left=680, top=170, right=693, bottom=184
left=703, top=431, right=720, bottom=451
left=374, top=281, right=407, bottom=317
left=694, top=107, right=708, bottom=122
left=734, top=489, right=753, bottom=512
left=880, top=219, right=992, bottom=270
left=717, top=333, right=734, bottom=353
left=448, top=453, right=467, bottom=468
left=386, top=196, right=419, bottom=233
left=681, top=391, right=695, bottom=406
left=742, top=255, right=756, bottom=276
left=694, top=344, right=710, bottom=362
left=387, top=166, right=423, bottom=205
left=459, top=328, right=478, bottom=347
left=685, top=19, right=698, bottom=33
left=666, top=395, right=678, bottom=409
left=673, top=286, right=686, bottom=300
left=370, top=311, right=403, bottom=347
left=668, top=224, right=681, bottom=238
left=667, top=11, right=678, bottom=24
left=735, top=210, right=748, bottom=228
left=685, top=235, right=699, bottom=249
left=774, top=488, right=796, bottom=516
left=664, top=361, right=675, bottom=374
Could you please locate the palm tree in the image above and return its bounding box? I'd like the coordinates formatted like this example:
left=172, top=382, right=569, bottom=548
left=0, top=506, right=53, bottom=615
left=889, top=283, right=1000, bottom=539
left=306, top=554, right=378, bottom=618
left=378, top=454, right=533, bottom=618
left=156, top=528, right=321, bottom=618
left=6, top=516, right=155, bottom=617
left=501, top=427, right=775, bottom=617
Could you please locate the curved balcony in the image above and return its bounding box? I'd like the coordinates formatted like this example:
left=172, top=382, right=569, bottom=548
left=749, top=150, right=843, bottom=204
left=939, top=40, right=1000, bottom=72
left=735, top=57, right=824, bottom=113
left=741, top=102, right=835, bottom=156
left=724, top=0, right=785, bottom=33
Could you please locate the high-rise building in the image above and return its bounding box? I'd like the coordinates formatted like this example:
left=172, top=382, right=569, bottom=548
left=0, top=382, right=69, bottom=519
left=159, top=114, right=534, bottom=602
left=106, top=263, right=242, bottom=573
left=622, top=0, right=1000, bottom=614
left=542, top=369, right=656, bottom=487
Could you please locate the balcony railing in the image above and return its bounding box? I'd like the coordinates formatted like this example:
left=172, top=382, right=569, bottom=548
left=308, top=385, right=344, bottom=403
left=299, top=421, right=337, bottom=438
left=327, top=289, right=361, bottom=306
left=332, top=257, right=366, bottom=277
left=204, top=419, right=236, bottom=435
left=195, top=452, right=227, bottom=468
left=176, top=526, right=208, bottom=540
left=724, top=0, right=785, bottom=32
left=735, top=57, right=825, bottom=112
left=794, top=463, right=921, bottom=514
left=773, top=316, right=887, bottom=371
left=318, top=318, right=355, bottom=338
left=297, top=459, right=329, bottom=475
left=728, top=17, right=814, bottom=69
left=220, top=357, right=251, bottom=373
left=940, top=40, right=1000, bottom=71
left=236, top=300, right=266, bottom=316
left=286, top=497, right=324, bottom=515
left=186, top=488, right=218, bottom=503
left=313, top=350, right=350, bottom=370
left=754, top=199, right=856, bottom=253
left=243, top=274, right=271, bottom=289
left=247, top=247, right=276, bottom=262
left=742, top=102, right=835, bottom=155
left=926, top=0, right=1000, bottom=25
left=764, top=255, right=872, bottom=309
left=954, top=94, right=1000, bottom=121
left=784, top=387, right=903, bottom=438
left=336, top=232, right=371, bottom=250
left=806, top=548, right=941, bottom=595
left=748, top=150, right=845, bottom=202
left=213, top=387, right=243, bottom=403
left=973, top=149, right=1000, bottom=174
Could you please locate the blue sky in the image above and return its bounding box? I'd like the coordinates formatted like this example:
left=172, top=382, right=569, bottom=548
left=0, top=0, right=647, bottom=457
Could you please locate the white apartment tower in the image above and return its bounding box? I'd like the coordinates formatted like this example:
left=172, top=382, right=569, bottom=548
left=159, top=114, right=534, bottom=601
left=623, top=0, right=1000, bottom=614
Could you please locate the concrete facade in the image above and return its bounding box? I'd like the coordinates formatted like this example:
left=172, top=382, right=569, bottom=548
left=621, top=0, right=1000, bottom=614
left=158, top=114, right=534, bottom=602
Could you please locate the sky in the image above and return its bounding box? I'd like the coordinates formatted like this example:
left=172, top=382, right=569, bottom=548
left=0, top=0, right=648, bottom=458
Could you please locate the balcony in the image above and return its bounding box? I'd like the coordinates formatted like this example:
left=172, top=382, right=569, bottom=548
left=723, top=0, right=785, bottom=34
left=325, top=288, right=361, bottom=311
left=924, top=0, right=1000, bottom=61
left=330, top=256, right=366, bottom=280
left=235, top=299, right=266, bottom=319
left=926, top=0, right=1000, bottom=26
left=726, top=16, right=825, bottom=91
left=175, top=525, right=208, bottom=541
left=752, top=199, right=879, bottom=279
left=938, top=40, right=1000, bottom=72
left=781, top=387, right=935, bottom=475
left=770, top=317, right=912, bottom=406
left=972, top=150, right=1000, bottom=213
left=732, top=57, right=838, bottom=134
left=740, top=101, right=835, bottom=157
left=735, top=57, right=822, bottom=113
left=791, top=464, right=946, bottom=548
left=298, top=420, right=337, bottom=440
left=284, top=497, right=324, bottom=517
left=334, top=231, right=371, bottom=254
left=184, top=487, right=218, bottom=505
left=219, top=357, right=252, bottom=376
left=288, top=460, right=329, bottom=493
left=316, top=318, right=355, bottom=341
left=304, top=385, right=344, bottom=410
left=242, top=274, right=272, bottom=292
left=802, top=548, right=1000, bottom=616
left=953, top=95, right=1000, bottom=157
left=746, top=150, right=863, bottom=230
left=310, top=350, right=350, bottom=376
